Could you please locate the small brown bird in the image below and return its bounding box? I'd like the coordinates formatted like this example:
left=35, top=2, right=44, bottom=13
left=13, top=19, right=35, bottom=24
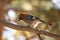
left=18, top=12, right=52, bottom=40
left=18, top=12, right=51, bottom=28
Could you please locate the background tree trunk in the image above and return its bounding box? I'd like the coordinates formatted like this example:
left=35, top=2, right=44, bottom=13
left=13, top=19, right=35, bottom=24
left=0, top=1, right=7, bottom=40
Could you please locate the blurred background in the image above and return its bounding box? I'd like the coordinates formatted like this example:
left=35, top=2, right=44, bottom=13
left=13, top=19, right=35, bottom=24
left=2, top=0, right=60, bottom=40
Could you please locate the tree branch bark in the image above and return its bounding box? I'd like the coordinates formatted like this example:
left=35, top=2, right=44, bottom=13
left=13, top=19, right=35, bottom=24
left=0, top=20, right=60, bottom=39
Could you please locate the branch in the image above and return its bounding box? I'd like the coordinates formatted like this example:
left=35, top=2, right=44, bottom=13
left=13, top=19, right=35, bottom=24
left=0, top=20, right=60, bottom=39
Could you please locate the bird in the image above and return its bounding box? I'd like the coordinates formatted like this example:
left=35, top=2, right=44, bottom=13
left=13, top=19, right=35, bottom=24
left=18, top=12, right=52, bottom=40
left=18, top=12, right=52, bottom=28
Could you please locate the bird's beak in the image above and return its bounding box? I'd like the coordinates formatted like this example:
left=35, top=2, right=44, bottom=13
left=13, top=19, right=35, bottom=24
left=18, top=18, right=20, bottom=21
left=18, top=17, right=22, bottom=21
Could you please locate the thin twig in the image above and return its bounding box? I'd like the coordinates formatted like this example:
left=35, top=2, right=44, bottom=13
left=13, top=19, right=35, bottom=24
left=37, top=34, right=43, bottom=40
left=0, top=20, right=60, bottom=39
